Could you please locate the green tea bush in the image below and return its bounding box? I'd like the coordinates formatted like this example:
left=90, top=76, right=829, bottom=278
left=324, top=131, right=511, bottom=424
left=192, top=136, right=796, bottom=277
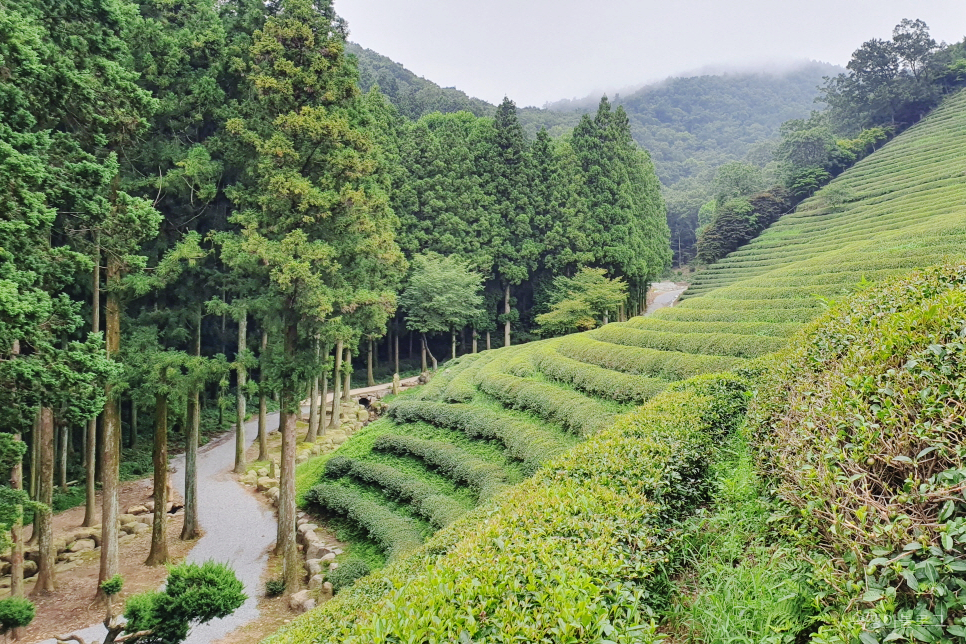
left=0, top=597, right=34, bottom=634
left=304, top=483, right=425, bottom=560
left=264, top=578, right=286, bottom=598
left=592, top=324, right=785, bottom=358
left=387, top=400, right=574, bottom=474
left=264, top=373, right=749, bottom=644
left=373, top=435, right=508, bottom=501
left=531, top=342, right=669, bottom=403
left=325, top=456, right=465, bottom=528
left=327, top=558, right=371, bottom=594
left=753, top=264, right=966, bottom=642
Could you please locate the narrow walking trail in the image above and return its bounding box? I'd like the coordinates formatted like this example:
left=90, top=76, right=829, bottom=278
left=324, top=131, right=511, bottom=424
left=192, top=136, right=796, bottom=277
left=645, top=281, right=688, bottom=315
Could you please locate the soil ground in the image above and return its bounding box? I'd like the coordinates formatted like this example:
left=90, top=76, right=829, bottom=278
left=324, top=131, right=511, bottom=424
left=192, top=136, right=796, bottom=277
left=21, top=479, right=194, bottom=644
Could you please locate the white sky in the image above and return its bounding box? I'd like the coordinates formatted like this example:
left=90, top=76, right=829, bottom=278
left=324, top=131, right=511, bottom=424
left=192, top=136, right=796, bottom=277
left=335, top=0, right=966, bottom=107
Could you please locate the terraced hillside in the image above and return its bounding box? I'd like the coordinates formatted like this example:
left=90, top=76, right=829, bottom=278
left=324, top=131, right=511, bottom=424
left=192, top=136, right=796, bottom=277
left=271, top=88, right=966, bottom=643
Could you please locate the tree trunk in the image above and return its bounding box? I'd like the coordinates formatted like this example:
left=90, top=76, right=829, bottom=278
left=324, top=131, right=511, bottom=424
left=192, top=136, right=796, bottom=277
left=603, top=311, right=609, bottom=325
left=367, top=339, right=375, bottom=386
left=146, top=394, right=168, bottom=566
left=422, top=333, right=438, bottom=371
left=234, top=312, right=248, bottom=474
left=420, top=334, right=427, bottom=373
left=504, top=283, right=511, bottom=347
left=181, top=315, right=202, bottom=541
left=451, top=330, right=457, bottom=360
left=96, top=254, right=122, bottom=600
left=257, top=329, right=269, bottom=461
left=342, top=348, right=351, bottom=403
left=181, top=389, right=200, bottom=540
left=408, top=331, right=413, bottom=359
left=10, top=426, right=24, bottom=639
left=306, top=338, right=320, bottom=443
left=59, top=422, right=68, bottom=492
left=31, top=407, right=56, bottom=595
left=394, top=333, right=399, bottom=375
left=486, top=331, right=491, bottom=351
left=84, top=234, right=100, bottom=528
left=278, top=324, right=299, bottom=591
left=319, top=343, right=329, bottom=437
left=472, top=328, right=478, bottom=354
left=130, top=401, right=137, bottom=449
left=327, top=339, right=343, bottom=430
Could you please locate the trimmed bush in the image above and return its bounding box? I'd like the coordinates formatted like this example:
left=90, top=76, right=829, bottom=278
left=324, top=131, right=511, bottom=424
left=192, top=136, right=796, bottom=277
left=264, top=373, right=749, bottom=644
left=326, top=456, right=465, bottom=529
left=387, top=399, right=575, bottom=474
left=373, top=435, right=508, bottom=501
left=531, top=341, right=669, bottom=404
left=591, top=324, right=786, bottom=358
left=477, top=371, right=616, bottom=436
left=303, top=483, right=424, bottom=560
left=327, top=559, right=370, bottom=595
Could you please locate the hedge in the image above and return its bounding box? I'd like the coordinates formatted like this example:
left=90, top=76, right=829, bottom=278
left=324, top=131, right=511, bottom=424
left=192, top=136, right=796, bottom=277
left=325, top=456, right=466, bottom=529
left=372, top=435, right=508, bottom=501
left=556, top=334, right=746, bottom=381
left=477, top=371, right=616, bottom=436
left=387, top=399, right=576, bottom=474
left=590, top=324, right=785, bottom=358
left=531, top=342, right=669, bottom=404
left=439, top=351, right=497, bottom=402
left=265, top=373, right=750, bottom=644
left=303, top=483, right=425, bottom=561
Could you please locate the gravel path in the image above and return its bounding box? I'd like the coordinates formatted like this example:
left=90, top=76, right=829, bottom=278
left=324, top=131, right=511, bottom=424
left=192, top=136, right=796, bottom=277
left=645, top=281, right=688, bottom=315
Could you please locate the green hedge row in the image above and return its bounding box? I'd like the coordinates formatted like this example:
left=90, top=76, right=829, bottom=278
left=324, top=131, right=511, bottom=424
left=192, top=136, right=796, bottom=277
left=303, top=483, right=424, bottom=561
left=387, top=399, right=575, bottom=474
left=439, top=352, right=496, bottom=402
left=325, top=456, right=466, bottom=529
left=531, top=342, right=669, bottom=404
left=373, top=435, right=508, bottom=501
left=591, top=323, right=786, bottom=358
left=411, top=354, right=480, bottom=402
left=556, top=334, right=746, bottom=381
left=266, top=373, right=750, bottom=644
left=477, top=370, right=616, bottom=436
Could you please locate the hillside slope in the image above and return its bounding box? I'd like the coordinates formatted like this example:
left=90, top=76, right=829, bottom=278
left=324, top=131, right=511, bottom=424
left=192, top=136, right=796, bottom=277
left=266, top=89, right=966, bottom=643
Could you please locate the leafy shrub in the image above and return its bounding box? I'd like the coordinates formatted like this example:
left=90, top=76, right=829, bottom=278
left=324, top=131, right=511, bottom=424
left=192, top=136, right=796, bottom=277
left=372, top=435, right=508, bottom=501
left=531, top=341, right=669, bottom=404
left=591, top=323, right=784, bottom=359
left=265, top=578, right=286, bottom=597
left=387, top=399, right=575, bottom=474
left=304, top=483, right=424, bottom=560
left=327, top=456, right=465, bottom=528
left=754, top=264, right=966, bottom=642
left=696, top=189, right=792, bottom=264
left=0, top=597, right=35, bottom=634
left=477, top=371, right=616, bottom=436
left=265, top=373, right=749, bottom=644
left=327, top=558, right=371, bottom=594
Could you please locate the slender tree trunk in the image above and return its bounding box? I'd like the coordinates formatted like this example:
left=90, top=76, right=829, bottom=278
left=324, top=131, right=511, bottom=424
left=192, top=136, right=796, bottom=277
left=96, top=254, right=122, bottom=600
left=603, top=311, right=609, bottom=325
left=319, top=342, right=329, bottom=437
left=422, top=333, right=438, bottom=371
left=472, top=329, right=478, bottom=354
left=408, top=331, right=413, bottom=359
left=130, top=401, right=137, bottom=449
left=146, top=394, right=169, bottom=565
left=394, top=333, right=399, bottom=375
left=504, top=283, right=511, bottom=347
left=278, top=324, right=299, bottom=591
left=257, top=329, right=268, bottom=461
left=342, top=348, right=351, bottom=403
left=10, top=426, right=24, bottom=639
left=84, top=235, right=100, bottom=527
left=31, top=407, right=56, bottom=595
left=58, top=422, right=68, bottom=492
left=181, top=390, right=200, bottom=540
left=486, top=331, right=491, bottom=351
left=306, top=338, right=320, bottom=443
left=420, top=334, right=427, bottom=372
left=451, top=330, right=457, bottom=360
left=328, top=339, right=343, bottom=430
left=367, top=339, right=375, bottom=386
left=181, top=315, right=202, bottom=540
left=234, top=312, right=248, bottom=474
left=26, top=410, right=39, bottom=547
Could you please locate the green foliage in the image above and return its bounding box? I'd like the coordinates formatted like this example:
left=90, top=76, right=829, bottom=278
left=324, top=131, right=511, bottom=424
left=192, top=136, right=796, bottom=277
left=325, top=456, right=465, bottom=529
left=327, top=558, right=371, bottom=594
left=696, top=188, right=792, bottom=264
left=0, top=597, right=35, bottom=634
left=399, top=253, right=484, bottom=335
left=304, top=483, right=425, bottom=560
left=101, top=574, right=124, bottom=597
left=535, top=267, right=628, bottom=336
left=372, top=435, right=508, bottom=501
left=265, top=578, right=286, bottom=598
left=123, top=561, right=245, bottom=644
left=387, top=399, right=575, bottom=475
left=265, top=374, right=748, bottom=644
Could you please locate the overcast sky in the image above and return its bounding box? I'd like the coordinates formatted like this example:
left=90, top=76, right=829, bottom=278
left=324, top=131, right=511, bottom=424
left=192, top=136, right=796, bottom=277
left=336, top=0, right=966, bottom=107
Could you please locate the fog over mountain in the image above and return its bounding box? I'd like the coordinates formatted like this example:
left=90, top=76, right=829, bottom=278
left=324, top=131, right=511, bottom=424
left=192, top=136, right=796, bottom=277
left=337, top=0, right=966, bottom=106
